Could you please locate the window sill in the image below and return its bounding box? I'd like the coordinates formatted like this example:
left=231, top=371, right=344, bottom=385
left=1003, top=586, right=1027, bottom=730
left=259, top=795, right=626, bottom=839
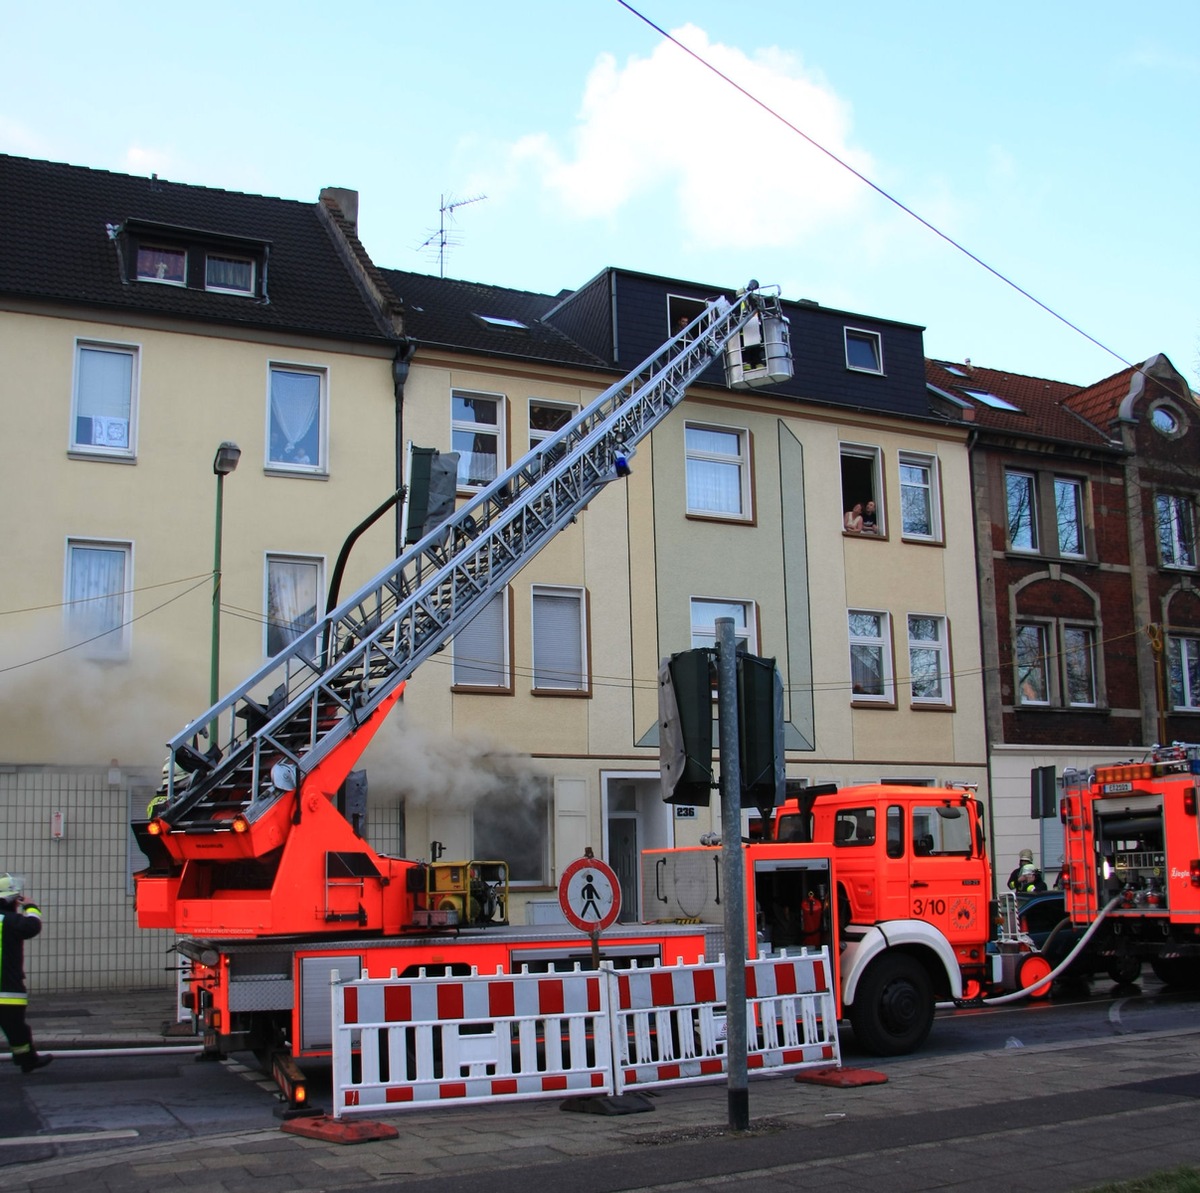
left=451, top=685, right=514, bottom=696
left=851, top=698, right=897, bottom=710
left=265, top=465, right=329, bottom=480
left=532, top=688, right=591, bottom=698
left=68, top=450, right=137, bottom=465
left=1013, top=704, right=1111, bottom=715
left=900, top=535, right=945, bottom=548
left=910, top=701, right=955, bottom=712
left=686, top=511, right=755, bottom=526
left=843, top=529, right=885, bottom=539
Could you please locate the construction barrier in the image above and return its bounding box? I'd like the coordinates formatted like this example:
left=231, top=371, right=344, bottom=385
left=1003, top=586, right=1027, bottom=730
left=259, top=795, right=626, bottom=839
left=331, top=967, right=613, bottom=1115
left=612, top=952, right=839, bottom=1093
left=331, top=950, right=839, bottom=1118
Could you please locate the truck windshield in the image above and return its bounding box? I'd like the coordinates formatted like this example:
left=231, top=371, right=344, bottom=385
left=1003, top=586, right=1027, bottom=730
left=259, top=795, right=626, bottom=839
left=912, top=805, right=973, bottom=856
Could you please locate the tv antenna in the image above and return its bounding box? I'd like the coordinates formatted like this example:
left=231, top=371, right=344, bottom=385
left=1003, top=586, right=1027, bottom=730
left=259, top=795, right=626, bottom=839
left=419, top=192, right=487, bottom=277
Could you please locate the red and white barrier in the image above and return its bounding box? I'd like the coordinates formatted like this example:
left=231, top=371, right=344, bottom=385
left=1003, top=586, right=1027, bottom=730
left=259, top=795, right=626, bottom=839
left=332, top=966, right=612, bottom=1117
left=330, top=950, right=839, bottom=1118
left=611, top=952, right=839, bottom=1093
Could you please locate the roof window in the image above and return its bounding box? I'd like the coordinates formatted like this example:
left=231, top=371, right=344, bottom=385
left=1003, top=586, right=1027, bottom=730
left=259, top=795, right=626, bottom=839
left=474, top=313, right=529, bottom=332
left=119, top=219, right=268, bottom=300
left=962, top=388, right=1021, bottom=412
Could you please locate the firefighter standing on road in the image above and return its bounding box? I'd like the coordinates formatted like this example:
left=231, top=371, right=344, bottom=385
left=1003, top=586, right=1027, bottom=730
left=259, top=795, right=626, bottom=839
left=0, top=873, right=52, bottom=1073
left=1007, top=849, right=1047, bottom=893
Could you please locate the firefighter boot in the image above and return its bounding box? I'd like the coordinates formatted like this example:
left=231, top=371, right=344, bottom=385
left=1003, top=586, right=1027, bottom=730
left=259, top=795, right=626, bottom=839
left=15, top=1049, right=52, bottom=1073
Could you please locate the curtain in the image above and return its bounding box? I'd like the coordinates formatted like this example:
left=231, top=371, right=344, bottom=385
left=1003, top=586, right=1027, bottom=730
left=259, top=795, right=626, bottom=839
left=68, top=545, right=125, bottom=646
left=267, top=559, right=318, bottom=658
left=270, top=370, right=320, bottom=465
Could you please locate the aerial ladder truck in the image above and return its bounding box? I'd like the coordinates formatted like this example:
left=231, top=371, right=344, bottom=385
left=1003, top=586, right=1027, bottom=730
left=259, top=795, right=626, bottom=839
left=131, top=283, right=794, bottom=1088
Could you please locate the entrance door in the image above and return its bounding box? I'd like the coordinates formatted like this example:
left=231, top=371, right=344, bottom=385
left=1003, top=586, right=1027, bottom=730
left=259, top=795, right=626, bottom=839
left=609, top=817, right=638, bottom=922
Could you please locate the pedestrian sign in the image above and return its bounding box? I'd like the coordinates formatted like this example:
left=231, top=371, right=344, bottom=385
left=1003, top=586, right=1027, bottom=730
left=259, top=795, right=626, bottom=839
left=558, top=856, right=621, bottom=934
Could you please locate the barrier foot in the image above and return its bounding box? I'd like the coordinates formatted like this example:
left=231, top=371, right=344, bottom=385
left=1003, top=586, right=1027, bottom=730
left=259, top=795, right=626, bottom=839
left=280, top=1114, right=400, bottom=1143
left=794, top=1066, right=888, bottom=1087
left=560, top=1092, right=656, bottom=1116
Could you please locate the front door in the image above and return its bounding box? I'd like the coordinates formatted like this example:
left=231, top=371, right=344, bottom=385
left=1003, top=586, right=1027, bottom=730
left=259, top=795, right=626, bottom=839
left=608, top=816, right=638, bottom=922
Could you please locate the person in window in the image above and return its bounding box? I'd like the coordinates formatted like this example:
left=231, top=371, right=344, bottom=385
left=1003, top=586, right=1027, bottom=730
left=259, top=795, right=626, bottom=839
left=861, top=501, right=878, bottom=533
left=843, top=503, right=863, bottom=533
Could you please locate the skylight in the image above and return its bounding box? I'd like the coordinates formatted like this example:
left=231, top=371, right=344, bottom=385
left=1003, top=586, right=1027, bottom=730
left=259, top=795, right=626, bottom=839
left=475, top=313, right=528, bottom=331
left=942, top=364, right=967, bottom=376
left=962, top=388, right=1021, bottom=412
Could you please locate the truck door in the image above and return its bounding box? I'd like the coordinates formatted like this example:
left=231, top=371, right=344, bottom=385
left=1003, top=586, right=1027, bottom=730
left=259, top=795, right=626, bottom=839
left=906, top=802, right=986, bottom=949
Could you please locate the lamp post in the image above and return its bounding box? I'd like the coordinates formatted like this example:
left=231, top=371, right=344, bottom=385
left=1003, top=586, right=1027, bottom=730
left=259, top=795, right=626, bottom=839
left=211, top=442, right=241, bottom=738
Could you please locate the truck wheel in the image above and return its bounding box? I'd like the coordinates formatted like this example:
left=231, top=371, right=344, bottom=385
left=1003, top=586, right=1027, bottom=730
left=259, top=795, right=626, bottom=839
left=849, top=954, right=934, bottom=1056
left=1107, top=957, right=1142, bottom=985
left=1151, top=957, right=1200, bottom=988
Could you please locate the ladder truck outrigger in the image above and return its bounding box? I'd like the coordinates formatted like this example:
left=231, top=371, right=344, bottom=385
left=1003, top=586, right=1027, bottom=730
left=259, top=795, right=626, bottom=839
left=1061, top=743, right=1200, bottom=987
left=132, top=283, right=795, bottom=1101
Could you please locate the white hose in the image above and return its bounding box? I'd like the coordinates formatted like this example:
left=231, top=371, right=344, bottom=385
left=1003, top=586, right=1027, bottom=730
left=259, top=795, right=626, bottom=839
left=980, top=894, right=1124, bottom=1005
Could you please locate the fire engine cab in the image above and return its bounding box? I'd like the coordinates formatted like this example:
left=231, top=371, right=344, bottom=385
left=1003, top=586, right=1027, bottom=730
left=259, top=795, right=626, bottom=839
left=1062, top=743, right=1200, bottom=987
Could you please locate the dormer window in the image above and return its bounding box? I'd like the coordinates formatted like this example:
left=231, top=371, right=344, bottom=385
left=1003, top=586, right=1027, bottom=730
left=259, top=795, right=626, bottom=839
left=136, top=245, right=186, bottom=285
left=119, top=219, right=268, bottom=300
left=206, top=254, right=255, bottom=295
left=845, top=328, right=883, bottom=374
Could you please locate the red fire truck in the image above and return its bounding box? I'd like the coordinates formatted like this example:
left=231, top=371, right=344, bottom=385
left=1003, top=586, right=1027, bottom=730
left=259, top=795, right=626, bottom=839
left=1061, top=743, right=1200, bottom=987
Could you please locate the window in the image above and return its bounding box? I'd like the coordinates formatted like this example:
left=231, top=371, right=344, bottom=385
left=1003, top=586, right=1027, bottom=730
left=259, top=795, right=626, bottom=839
left=66, top=539, right=131, bottom=657
left=1151, top=403, right=1184, bottom=437
left=963, top=388, right=1021, bottom=412
left=266, top=554, right=322, bottom=659
left=531, top=585, right=588, bottom=692
left=899, top=453, right=940, bottom=540
left=667, top=295, right=706, bottom=338
left=840, top=444, right=883, bottom=534
left=833, top=807, right=876, bottom=846
left=268, top=365, right=325, bottom=470
left=474, top=313, right=529, bottom=332
left=685, top=423, right=750, bottom=519
left=1156, top=494, right=1197, bottom=570
left=72, top=342, right=137, bottom=456
left=1015, top=622, right=1049, bottom=705
left=1055, top=478, right=1085, bottom=557
left=912, top=806, right=973, bottom=855
left=1167, top=635, right=1200, bottom=711
left=691, top=598, right=755, bottom=652
left=845, top=328, right=883, bottom=374
left=452, top=391, right=504, bottom=489
left=1006, top=471, right=1039, bottom=552
left=1015, top=619, right=1098, bottom=708
left=453, top=590, right=510, bottom=689
left=206, top=254, right=254, bottom=295
left=135, top=245, right=185, bottom=284
left=474, top=779, right=549, bottom=885
left=529, top=399, right=576, bottom=451
left=848, top=610, right=893, bottom=702
left=908, top=615, right=951, bottom=706
left=1063, top=625, right=1097, bottom=707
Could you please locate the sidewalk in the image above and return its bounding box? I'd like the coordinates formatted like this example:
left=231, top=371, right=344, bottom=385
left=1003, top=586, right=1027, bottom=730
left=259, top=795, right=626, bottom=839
left=7, top=987, right=1200, bottom=1193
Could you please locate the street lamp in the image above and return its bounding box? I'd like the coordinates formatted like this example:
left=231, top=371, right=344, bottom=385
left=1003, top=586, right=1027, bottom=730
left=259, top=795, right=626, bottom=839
left=211, top=442, right=241, bottom=736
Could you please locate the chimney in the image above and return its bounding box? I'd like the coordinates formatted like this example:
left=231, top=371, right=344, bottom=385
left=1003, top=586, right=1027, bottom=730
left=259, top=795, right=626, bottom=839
left=320, top=187, right=359, bottom=232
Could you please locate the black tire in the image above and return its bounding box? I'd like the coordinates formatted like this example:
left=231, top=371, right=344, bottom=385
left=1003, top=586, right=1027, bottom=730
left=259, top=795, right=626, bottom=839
left=1151, top=956, right=1200, bottom=988
left=849, top=953, right=935, bottom=1056
left=1107, top=956, right=1142, bottom=985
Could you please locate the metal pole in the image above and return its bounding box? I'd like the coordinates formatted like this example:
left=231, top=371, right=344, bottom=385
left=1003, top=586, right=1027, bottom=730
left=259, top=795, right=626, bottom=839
left=716, top=617, right=749, bottom=1131
left=210, top=469, right=225, bottom=742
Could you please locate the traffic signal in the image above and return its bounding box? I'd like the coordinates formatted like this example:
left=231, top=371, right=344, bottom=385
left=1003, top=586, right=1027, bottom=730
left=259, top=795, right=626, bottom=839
left=405, top=446, right=460, bottom=544
left=659, top=649, right=715, bottom=805
left=737, top=653, right=784, bottom=814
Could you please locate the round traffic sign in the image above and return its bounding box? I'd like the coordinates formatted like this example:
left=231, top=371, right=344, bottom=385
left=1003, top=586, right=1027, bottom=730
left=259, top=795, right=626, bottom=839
left=558, top=856, right=621, bottom=934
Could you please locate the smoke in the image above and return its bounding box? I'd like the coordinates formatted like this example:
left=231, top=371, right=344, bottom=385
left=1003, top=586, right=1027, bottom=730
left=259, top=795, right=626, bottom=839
left=357, top=707, right=546, bottom=811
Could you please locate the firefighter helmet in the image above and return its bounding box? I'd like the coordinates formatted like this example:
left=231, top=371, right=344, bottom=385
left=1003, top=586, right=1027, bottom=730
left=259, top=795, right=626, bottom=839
left=0, top=872, right=23, bottom=901
left=1018, top=848, right=1034, bottom=865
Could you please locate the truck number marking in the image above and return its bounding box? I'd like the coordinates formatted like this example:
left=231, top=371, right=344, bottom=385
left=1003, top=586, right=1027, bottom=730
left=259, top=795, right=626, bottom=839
left=1103, top=781, right=1134, bottom=794
left=912, top=898, right=947, bottom=918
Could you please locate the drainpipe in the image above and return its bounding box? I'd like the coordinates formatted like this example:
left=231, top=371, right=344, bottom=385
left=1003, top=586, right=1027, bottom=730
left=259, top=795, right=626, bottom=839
left=392, top=339, right=417, bottom=557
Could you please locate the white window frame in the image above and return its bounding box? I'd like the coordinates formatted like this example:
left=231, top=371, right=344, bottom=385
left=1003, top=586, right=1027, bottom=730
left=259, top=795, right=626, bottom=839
left=1167, top=634, right=1200, bottom=711
left=685, top=422, right=751, bottom=520
left=1006, top=470, right=1039, bottom=553
left=531, top=584, right=589, bottom=693
left=267, top=363, right=327, bottom=473
left=205, top=253, right=255, bottom=295
left=65, top=537, right=132, bottom=658
left=1055, top=477, right=1086, bottom=559
left=452, top=389, right=506, bottom=491
left=452, top=589, right=511, bottom=690
left=844, top=327, right=883, bottom=374
left=898, top=452, right=940, bottom=541
left=848, top=609, right=894, bottom=704
left=528, top=398, right=577, bottom=452
left=70, top=340, right=139, bottom=459
left=690, top=597, right=756, bottom=653
left=265, top=553, right=324, bottom=660
left=907, top=614, right=951, bottom=706
left=135, top=244, right=186, bottom=285
left=1156, top=493, right=1197, bottom=570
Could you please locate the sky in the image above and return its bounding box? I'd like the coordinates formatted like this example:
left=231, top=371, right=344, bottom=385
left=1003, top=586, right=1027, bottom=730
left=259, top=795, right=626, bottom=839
left=3, top=0, right=1198, bottom=390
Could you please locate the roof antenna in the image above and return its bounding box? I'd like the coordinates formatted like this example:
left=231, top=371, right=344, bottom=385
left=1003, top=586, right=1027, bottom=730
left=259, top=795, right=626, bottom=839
left=418, top=192, right=486, bottom=277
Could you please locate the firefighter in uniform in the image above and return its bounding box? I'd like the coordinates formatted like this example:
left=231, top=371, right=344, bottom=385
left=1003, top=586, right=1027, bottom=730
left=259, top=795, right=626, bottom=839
left=0, top=873, right=52, bottom=1073
left=1007, top=849, right=1046, bottom=893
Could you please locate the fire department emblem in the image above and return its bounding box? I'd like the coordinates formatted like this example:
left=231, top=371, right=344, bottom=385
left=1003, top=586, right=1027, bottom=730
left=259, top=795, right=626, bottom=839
left=951, top=897, right=976, bottom=931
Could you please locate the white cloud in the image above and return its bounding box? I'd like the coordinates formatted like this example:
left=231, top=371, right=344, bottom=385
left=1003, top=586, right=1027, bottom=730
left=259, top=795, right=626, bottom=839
left=506, top=24, right=875, bottom=252
left=123, top=144, right=175, bottom=178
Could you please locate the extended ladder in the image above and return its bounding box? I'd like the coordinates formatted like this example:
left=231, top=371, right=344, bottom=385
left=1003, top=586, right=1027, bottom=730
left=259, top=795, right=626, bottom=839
left=158, top=284, right=792, bottom=832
